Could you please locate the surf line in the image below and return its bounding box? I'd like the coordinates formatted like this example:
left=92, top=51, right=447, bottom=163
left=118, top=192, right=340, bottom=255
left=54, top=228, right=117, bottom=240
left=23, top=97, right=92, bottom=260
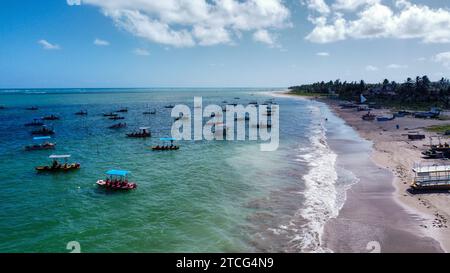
left=170, top=96, right=279, bottom=151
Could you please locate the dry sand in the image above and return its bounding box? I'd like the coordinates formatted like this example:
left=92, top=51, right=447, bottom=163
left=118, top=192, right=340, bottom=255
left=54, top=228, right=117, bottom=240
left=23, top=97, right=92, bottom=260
left=273, top=91, right=450, bottom=252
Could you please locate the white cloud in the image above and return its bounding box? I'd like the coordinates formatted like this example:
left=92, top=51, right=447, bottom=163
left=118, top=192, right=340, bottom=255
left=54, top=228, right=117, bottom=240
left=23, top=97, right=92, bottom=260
left=67, top=0, right=291, bottom=47
left=303, top=0, right=330, bottom=14
left=365, top=65, right=378, bottom=71
left=133, top=48, right=150, bottom=56
left=38, top=39, right=60, bottom=50
left=94, top=38, right=110, bottom=46
left=306, top=1, right=450, bottom=44
left=253, top=29, right=277, bottom=46
left=332, top=0, right=380, bottom=11
left=387, top=64, right=408, bottom=69
left=316, top=52, right=330, bottom=56
left=433, top=52, right=450, bottom=68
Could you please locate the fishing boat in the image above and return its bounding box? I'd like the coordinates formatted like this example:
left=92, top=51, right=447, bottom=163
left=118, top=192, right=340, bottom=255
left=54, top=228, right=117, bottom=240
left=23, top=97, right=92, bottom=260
left=31, top=125, right=55, bottom=136
left=75, top=110, right=88, bottom=116
left=116, top=107, right=128, bottom=113
left=96, top=170, right=137, bottom=191
left=42, top=114, right=60, bottom=121
left=127, top=127, right=151, bottom=138
left=249, top=101, right=258, bottom=105
left=108, top=123, right=127, bottom=129
left=422, top=141, right=450, bottom=159
left=151, top=138, right=180, bottom=151
left=377, top=115, right=395, bottom=122
left=362, top=112, right=376, bottom=121
left=24, top=118, right=44, bottom=127
left=143, top=110, right=156, bottom=115
left=109, top=116, right=125, bottom=120
left=411, top=164, right=450, bottom=190
left=26, top=106, right=39, bottom=111
left=103, top=112, right=118, bottom=117
left=35, top=155, right=80, bottom=172
left=25, top=136, right=56, bottom=151
left=165, top=105, right=175, bottom=109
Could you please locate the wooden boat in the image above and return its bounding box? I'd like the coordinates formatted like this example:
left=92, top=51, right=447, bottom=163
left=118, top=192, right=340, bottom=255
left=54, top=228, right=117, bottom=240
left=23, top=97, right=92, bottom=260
left=408, top=134, right=425, bottom=140
left=377, top=115, right=395, bottom=122
left=26, top=106, right=39, bottom=111
left=127, top=127, right=151, bottom=138
left=109, top=116, right=125, bottom=120
left=75, top=110, right=88, bottom=116
left=116, top=107, right=128, bottom=113
left=35, top=155, right=80, bottom=172
left=151, top=138, right=180, bottom=151
left=31, top=126, right=55, bottom=136
left=108, top=123, right=127, bottom=129
left=143, top=110, right=156, bottom=115
left=411, top=164, right=450, bottom=190
left=42, top=115, right=60, bottom=121
left=24, top=119, right=44, bottom=127
left=96, top=170, right=137, bottom=191
left=103, top=112, right=118, bottom=117
left=165, top=105, right=175, bottom=109
left=25, top=136, right=56, bottom=151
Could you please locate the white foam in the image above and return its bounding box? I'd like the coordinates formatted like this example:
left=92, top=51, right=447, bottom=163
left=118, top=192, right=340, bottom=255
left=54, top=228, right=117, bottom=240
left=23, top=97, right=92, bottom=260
left=297, top=105, right=339, bottom=252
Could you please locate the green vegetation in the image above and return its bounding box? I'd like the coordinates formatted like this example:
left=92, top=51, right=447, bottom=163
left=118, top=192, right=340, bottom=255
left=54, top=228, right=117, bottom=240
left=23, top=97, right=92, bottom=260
left=426, top=124, right=450, bottom=133
left=289, top=76, right=450, bottom=110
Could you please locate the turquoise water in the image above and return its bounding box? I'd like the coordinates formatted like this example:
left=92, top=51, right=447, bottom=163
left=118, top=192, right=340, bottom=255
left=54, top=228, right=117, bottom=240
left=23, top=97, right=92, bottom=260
left=0, top=88, right=353, bottom=253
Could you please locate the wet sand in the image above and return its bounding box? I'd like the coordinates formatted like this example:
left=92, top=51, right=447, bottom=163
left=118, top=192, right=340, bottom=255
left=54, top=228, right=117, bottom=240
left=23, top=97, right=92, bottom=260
left=273, top=91, right=449, bottom=252
left=322, top=100, right=450, bottom=252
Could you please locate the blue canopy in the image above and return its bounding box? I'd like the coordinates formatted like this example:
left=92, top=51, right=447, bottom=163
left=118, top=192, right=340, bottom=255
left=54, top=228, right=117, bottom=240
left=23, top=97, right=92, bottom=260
left=160, top=137, right=176, bottom=141
left=106, top=170, right=130, bottom=176
left=33, top=136, right=51, bottom=141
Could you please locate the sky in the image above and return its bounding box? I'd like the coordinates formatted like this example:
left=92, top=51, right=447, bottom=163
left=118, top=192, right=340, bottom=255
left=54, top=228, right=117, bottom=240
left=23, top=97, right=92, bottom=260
left=0, top=0, right=450, bottom=88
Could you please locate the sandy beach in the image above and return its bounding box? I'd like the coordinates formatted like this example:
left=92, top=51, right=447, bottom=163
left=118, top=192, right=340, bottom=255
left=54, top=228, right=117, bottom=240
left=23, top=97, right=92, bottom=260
left=274, top=91, right=450, bottom=252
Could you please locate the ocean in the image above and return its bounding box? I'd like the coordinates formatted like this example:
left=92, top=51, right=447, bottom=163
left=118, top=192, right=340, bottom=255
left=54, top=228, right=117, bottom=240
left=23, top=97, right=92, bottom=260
left=0, top=88, right=359, bottom=253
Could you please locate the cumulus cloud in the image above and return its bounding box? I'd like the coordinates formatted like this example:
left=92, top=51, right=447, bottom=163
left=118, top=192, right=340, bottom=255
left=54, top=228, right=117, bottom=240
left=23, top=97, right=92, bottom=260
left=94, top=38, right=110, bottom=46
left=67, top=0, right=291, bottom=47
left=306, top=0, right=450, bottom=44
left=302, top=0, right=330, bottom=14
left=133, top=48, right=150, bottom=56
left=316, top=52, right=330, bottom=56
left=365, top=65, right=378, bottom=71
left=433, top=52, right=450, bottom=68
left=38, top=39, right=60, bottom=50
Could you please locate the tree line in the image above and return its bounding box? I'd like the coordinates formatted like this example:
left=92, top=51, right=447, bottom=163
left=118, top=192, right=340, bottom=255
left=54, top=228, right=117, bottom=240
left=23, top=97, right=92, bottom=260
left=289, top=76, right=450, bottom=109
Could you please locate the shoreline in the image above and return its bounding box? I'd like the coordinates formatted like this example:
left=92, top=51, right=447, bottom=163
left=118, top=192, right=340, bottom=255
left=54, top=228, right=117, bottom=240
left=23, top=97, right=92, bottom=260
left=272, top=91, right=449, bottom=252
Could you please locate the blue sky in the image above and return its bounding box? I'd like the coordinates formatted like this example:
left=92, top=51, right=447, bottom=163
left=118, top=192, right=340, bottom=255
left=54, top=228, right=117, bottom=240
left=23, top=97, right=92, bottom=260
left=0, top=0, right=449, bottom=88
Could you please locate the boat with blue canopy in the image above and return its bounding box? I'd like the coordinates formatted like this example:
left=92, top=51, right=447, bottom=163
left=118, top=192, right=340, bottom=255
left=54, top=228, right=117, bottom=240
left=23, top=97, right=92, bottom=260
left=127, top=127, right=151, bottom=138
left=35, top=154, right=80, bottom=172
left=96, top=169, right=137, bottom=190
left=25, top=136, right=56, bottom=151
left=151, top=137, right=179, bottom=151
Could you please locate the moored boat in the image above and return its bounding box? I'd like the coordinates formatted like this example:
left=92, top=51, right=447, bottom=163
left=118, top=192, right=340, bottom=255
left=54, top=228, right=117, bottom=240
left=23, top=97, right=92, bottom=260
left=109, top=116, right=125, bottom=120
left=108, top=123, right=127, bottom=129
left=42, top=114, right=60, bottom=121
left=24, top=118, right=44, bottom=127
left=25, top=136, right=56, bottom=151
left=35, top=155, right=80, bottom=172
left=31, top=126, right=55, bottom=136
left=127, top=127, right=151, bottom=138
left=75, top=110, right=88, bottom=116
